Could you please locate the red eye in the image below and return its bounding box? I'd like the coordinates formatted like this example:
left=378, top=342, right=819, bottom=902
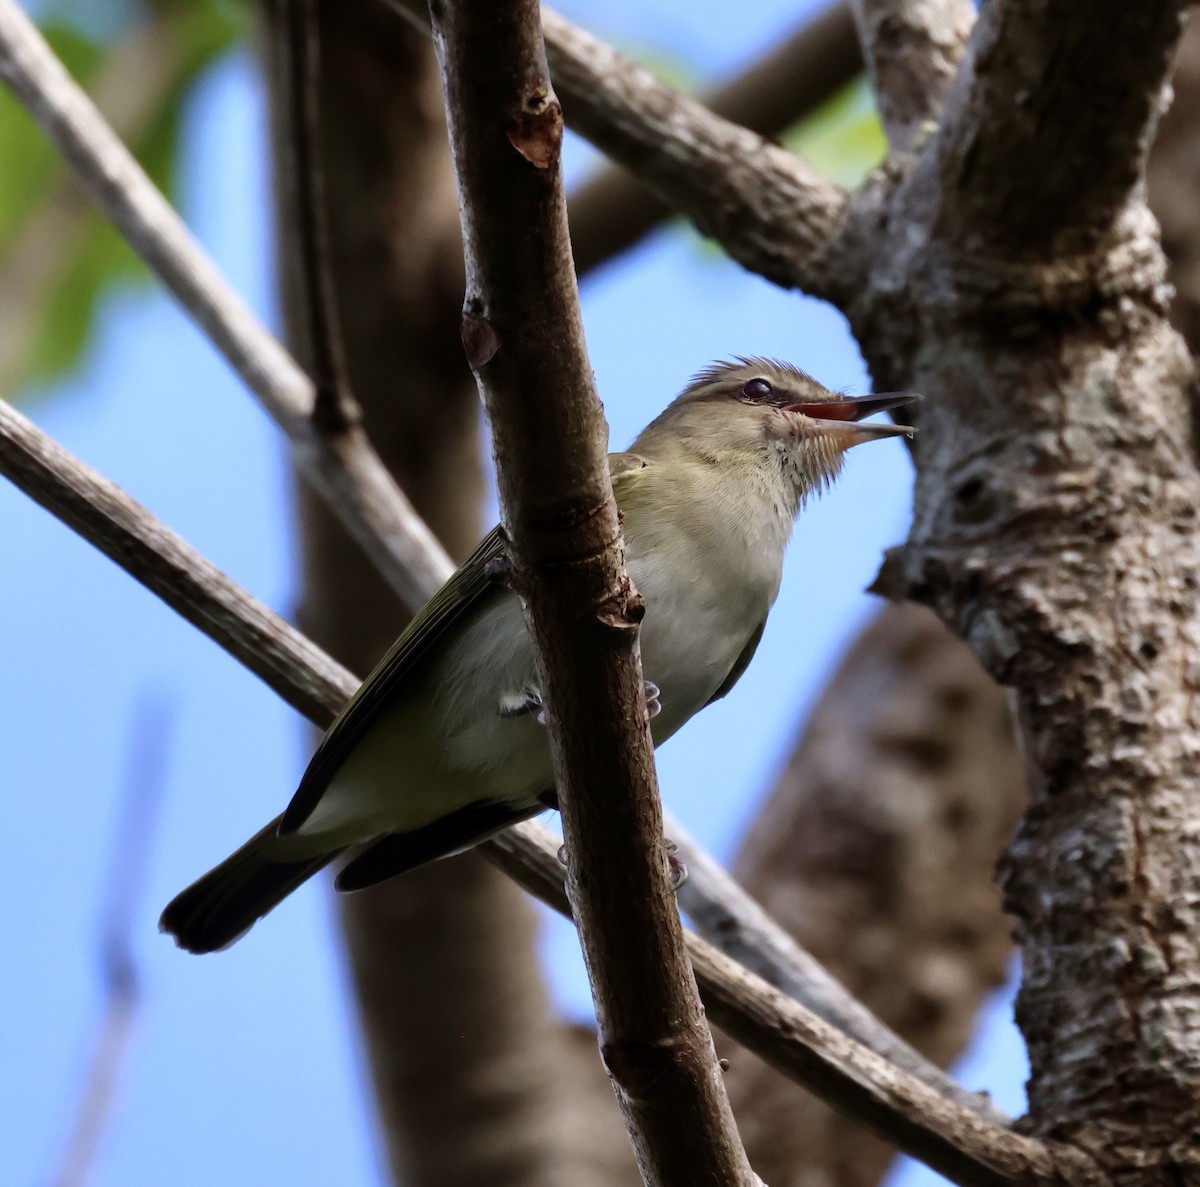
left=742, top=378, right=773, bottom=400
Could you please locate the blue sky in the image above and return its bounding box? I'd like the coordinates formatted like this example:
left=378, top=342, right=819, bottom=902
left=1, top=3, right=1026, bottom=1184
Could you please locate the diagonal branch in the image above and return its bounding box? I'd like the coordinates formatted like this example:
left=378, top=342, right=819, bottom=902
left=0, top=395, right=1089, bottom=1187
left=569, top=1, right=862, bottom=277
left=928, top=0, right=1191, bottom=255
left=0, top=0, right=451, bottom=609
left=427, top=0, right=752, bottom=1181
left=667, top=813, right=1010, bottom=1127
left=848, top=0, right=973, bottom=150
left=541, top=8, right=849, bottom=299
left=390, top=0, right=850, bottom=298
left=487, top=826, right=1093, bottom=1187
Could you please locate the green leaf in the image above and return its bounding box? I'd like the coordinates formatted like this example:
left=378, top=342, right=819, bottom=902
left=0, top=24, right=103, bottom=244
left=784, top=78, right=886, bottom=190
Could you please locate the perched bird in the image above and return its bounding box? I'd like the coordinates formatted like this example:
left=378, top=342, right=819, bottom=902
left=161, top=359, right=916, bottom=952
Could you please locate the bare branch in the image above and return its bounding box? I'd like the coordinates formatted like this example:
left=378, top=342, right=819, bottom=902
left=0, top=398, right=356, bottom=718
left=428, top=0, right=754, bottom=1180
left=831, top=0, right=1200, bottom=1158
left=848, top=0, right=973, bottom=150
left=569, top=2, right=861, bottom=277
left=0, top=0, right=451, bottom=608
left=274, top=0, right=354, bottom=426
left=544, top=8, right=849, bottom=298
left=0, top=395, right=1090, bottom=1185
left=928, top=0, right=1191, bottom=255
left=487, top=825, right=1094, bottom=1187
left=390, top=0, right=849, bottom=298
left=667, top=811, right=1011, bottom=1128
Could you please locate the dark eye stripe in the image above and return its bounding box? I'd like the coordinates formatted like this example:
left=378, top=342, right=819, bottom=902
left=742, top=378, right=772, bottom=400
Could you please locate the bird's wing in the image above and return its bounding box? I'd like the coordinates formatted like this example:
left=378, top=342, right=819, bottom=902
left=279, top=526, right=509, bottom=833
left=280, top=452, right=651, bottom=835
left=705, top=618, right=766, bottom=707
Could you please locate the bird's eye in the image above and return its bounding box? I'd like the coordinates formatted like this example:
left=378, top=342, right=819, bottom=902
left=742, top=378, right=773, bottom=400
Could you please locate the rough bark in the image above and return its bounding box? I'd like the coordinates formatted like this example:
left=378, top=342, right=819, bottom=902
left=1148, top=19, right=1200, bottom=359
left=849, top=0, right=972, bottom=151
left=488, top=820, right=1084, bottom=1187
left=261, top=2, right=620, bottom=1184
left=724, top=603, right=1027, bottom=1187
left=844, top=1, right=1200, bottom=1172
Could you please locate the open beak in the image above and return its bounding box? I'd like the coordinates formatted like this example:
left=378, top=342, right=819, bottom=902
left=786, top=391, right=920, bottom=439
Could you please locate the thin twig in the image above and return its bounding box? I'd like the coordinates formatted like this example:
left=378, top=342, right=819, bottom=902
left=0, top=394, right=1086, bottom=1187
left=49, top=691, right=177, bottom=1187
left=848, top=0, right=973, bottom=151
left=428, top=0, right=754, bottom=1180
left=276, top=0, right=355, bottom=429
left=569, top=1, right=862, bottom=277
left=0, top=0, right=452, bottom=608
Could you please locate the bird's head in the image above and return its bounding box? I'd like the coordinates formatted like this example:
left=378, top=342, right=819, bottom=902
left=634, top=358, right=918, bottom=499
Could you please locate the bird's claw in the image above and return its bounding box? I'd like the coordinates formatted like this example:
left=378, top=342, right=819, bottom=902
left=643, top=680, right=662, bottom=721
left=666, top=838, right=688, bottom=890
left=498, top=686, right=546, bottom=723
left=483, top=553, right=514, bottom=587
left=556, top=836, right=687, bottom=891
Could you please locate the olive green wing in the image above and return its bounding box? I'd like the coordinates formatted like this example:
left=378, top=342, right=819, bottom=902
left=279, top=527, right=508, bottom=833
left=705, top=618, right=766, bottom=707
left=279, top=453, right=649, bottom=835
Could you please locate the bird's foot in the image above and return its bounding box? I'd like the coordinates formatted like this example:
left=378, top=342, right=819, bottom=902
left=483, top=552, right=514, bottom=588
left=556, top=835, right=687, bottom=891
left=643, top=680, right=661, bottom=721
left=501, top=681, right=658, bottom=726
left=665, top=837, right=688, bottom=890
left=498, top=686, right=546, bottom=724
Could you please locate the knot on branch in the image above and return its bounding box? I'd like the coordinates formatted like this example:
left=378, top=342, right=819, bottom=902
left=601, top=1033, right=693, bottom=1099
left=507, top=88, right=563, bottom=170
left=595, top=578, right=645, bottom=631
left=461, top=311, right=502, bottom=370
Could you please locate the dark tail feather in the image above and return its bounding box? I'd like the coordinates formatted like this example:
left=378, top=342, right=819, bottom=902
left=160, top=815, right=341, bottom=954
left=335, top=799, right=543, bottom=892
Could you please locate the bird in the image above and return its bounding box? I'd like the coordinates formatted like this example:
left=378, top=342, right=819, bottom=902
left=160, top=358, right=916, bottom=952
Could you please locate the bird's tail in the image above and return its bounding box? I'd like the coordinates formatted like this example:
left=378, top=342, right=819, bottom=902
left=160, top=815, right=341, bottom=954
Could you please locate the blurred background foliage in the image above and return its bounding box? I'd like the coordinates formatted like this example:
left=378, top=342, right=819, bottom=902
left=0, top=0, right=243, bottom=397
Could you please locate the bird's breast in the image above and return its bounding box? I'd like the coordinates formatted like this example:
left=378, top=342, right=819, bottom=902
left=626, top=521, right=780, bottom=744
